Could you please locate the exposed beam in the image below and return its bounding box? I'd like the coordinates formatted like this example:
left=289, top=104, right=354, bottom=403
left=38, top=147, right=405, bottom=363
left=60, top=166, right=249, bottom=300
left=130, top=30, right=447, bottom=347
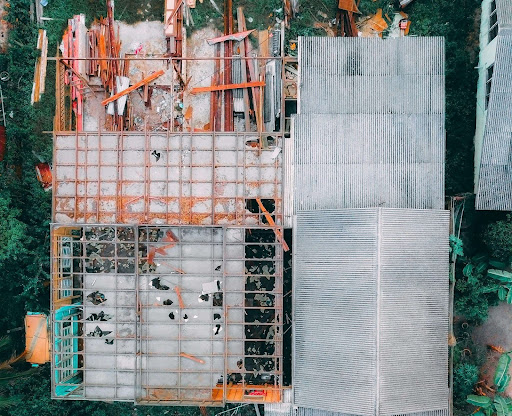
left=190, top=80, right=264, bottom=94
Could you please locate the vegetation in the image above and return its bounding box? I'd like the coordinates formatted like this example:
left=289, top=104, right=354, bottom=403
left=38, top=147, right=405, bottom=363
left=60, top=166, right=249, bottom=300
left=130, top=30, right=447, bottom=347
left=484, top=215, right=512, bottom=261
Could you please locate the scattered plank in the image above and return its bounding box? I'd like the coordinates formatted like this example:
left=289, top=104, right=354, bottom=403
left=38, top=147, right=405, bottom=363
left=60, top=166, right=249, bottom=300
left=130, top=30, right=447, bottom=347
left=174, top=286, right=185, bottom=309
left=31, top=29, right=47, bottom=105
left=237, top=7, right=251, bottom=131
left=206, top=29, right=254, bottom=45
left=191, top=80, right=264, bottom=94
left=101, top=70, right=165, bottom=105
left=180, top=352, right=205, bottom=364
left=255, top=198, right=290, bottom=252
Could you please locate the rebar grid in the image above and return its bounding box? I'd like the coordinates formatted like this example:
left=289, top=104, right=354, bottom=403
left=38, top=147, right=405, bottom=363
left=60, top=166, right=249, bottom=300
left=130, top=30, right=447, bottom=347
left=50, top=224, right=284, bottom=405
left=53, top=132, right=284, bottom=227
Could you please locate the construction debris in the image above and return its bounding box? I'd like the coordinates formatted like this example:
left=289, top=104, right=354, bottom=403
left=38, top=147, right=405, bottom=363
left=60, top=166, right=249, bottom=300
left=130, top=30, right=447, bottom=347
left=336, top=0, right=360, bottom=37
left=24, top=313, right=50, bottom=365
left=338, top=0, right=360, bottom=13
left=191, top=80, right=265, bottom=94
left=206, top=29, right=254, bottom=45
left=35, top=162, right=52, bottom=191
left=180, top=352, right=205, bottom=364
left=31, top=29, right=48, bottom=105
left=358, top=8, right=389, bottom=37
left=101, top=70, right=165, bottom=105
left=400, top=0, right=415, bottom=7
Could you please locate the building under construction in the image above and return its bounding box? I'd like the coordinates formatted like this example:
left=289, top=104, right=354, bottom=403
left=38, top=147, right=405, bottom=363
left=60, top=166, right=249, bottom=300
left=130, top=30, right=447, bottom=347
left=49, top=1, right=450, bottom=412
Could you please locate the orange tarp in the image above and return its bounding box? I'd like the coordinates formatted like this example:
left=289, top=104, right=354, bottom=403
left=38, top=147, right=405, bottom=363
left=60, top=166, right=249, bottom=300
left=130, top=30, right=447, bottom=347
left=359, top=8, right=388, bottom=38
left=25, top=314, right=50, bottom=365
left=338, top=0, right=360, bottom=13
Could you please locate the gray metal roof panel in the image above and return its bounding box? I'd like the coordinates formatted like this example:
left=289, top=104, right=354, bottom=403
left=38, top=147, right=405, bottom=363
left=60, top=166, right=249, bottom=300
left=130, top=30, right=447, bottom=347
left=497, top=0, right=512, bottom=28
left=298, top=36, right=445, bottom=115
left=476, top=32, right=512, bottom=210
left=293, top=208, right=449, bottom=416
left=292, top=113, right=445, bottom=211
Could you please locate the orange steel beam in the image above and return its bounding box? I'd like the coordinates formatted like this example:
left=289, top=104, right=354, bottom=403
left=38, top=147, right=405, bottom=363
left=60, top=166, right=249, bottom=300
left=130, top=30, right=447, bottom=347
left=191, top=81, right=265, bottom=94
left=101, top=70, right=165, bottom=105
left=255, top=198, right=290, bottom=252
left=175, top=286, right=185, bottom=308
left=180, top=352, right=205, bottom=364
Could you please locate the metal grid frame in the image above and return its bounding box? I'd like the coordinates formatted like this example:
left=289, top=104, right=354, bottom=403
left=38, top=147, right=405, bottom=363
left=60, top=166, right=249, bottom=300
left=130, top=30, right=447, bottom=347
left=52, top=131, right=284, bottom=226
left=50, top=223, right=284, bottom=406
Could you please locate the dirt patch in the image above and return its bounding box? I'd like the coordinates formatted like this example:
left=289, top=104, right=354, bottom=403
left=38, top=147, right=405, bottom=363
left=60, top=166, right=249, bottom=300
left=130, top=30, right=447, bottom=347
left=183, top=25, right=220, bottom=130
left=472, top=303, right=512, bottom=396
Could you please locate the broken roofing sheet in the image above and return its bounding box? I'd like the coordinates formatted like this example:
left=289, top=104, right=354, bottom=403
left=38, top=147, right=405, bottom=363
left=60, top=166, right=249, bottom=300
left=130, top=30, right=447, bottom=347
left=51, top=224, right=284, bottom=404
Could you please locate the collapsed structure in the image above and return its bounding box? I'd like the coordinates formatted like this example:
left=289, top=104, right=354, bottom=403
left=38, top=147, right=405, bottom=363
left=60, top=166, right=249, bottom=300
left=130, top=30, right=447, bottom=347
left=49, top=3, right=449, bottom=411
left=475, top=0, right=512, bottom=210
left=51, top=2, right=289, bottom=405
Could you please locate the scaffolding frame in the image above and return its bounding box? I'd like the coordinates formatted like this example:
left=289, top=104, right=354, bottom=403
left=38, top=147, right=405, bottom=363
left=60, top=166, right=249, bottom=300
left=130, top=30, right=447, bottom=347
left=50, top=223, right=284, bottom=406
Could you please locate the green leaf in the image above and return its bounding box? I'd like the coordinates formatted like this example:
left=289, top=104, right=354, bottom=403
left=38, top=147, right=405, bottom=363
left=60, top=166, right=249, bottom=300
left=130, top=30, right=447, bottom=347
left=495, top=396, right=511, bottom=416
left=476, top=261, right=489, bottom=274
left=467, top=394, right=493, bottom=408
left=473, top=253, right=489, bottom=264
left=499, top=286, right=507, bottom=301
left=490, top=259, right=508, bottom=269
left=489, top=269, right=512, bottom=283
left=463, top=263, right=474, bottom=278
left=507, top=289, right=512, bottom=305
left=498, top=374, right=512, bottom=393
left=450, top=235, right=464, bottom=257
left=495, top=353, right=512, bottom=388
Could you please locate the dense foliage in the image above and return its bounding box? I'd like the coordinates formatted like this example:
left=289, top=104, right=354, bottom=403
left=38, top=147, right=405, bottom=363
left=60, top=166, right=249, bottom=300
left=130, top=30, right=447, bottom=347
left=483, top=215, right=512, bottom=261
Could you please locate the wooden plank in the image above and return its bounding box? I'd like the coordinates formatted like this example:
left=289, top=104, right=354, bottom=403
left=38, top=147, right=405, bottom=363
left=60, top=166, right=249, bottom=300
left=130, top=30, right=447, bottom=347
left=238, top=10, right=262, bottom=132
left=101, top=70, right=165, bottom=105
left=255, top=198, right=290, bottom=252
left=174, top=285, right=185, bottom=308
left=258, top=30, right=269, bottom=58
left=207, top=29, right=254, bottom=45
left=165, top=0, right=183, bottom=31
left=191, top=81, right=264, bottom=94
left=237, top=7, right=251, bottom=131
left=180, top=352, right=205, bottom=364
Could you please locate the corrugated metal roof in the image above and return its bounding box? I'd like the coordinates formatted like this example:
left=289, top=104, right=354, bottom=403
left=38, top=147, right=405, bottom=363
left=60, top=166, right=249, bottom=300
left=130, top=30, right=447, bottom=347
left=292, top=113, right=445, bottom=211
left=293, top=37, right=445, bottom=211
left=475, top=31, right=512, bottom=210
left=293, top=208, right=449, bottom=416
left=264, top=407, right=450, bottom=416
left=298, top=37, right=444, bottom=115
left=497, top=0, right=512, bottom=28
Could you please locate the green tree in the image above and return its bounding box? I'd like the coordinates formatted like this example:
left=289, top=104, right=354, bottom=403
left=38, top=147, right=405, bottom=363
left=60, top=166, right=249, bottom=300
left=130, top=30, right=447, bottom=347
left=453, top=363, right=479, bottom=406
left=483, top=215, right=512, bottom=261
left=0, top=195, right=28, bottom=263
